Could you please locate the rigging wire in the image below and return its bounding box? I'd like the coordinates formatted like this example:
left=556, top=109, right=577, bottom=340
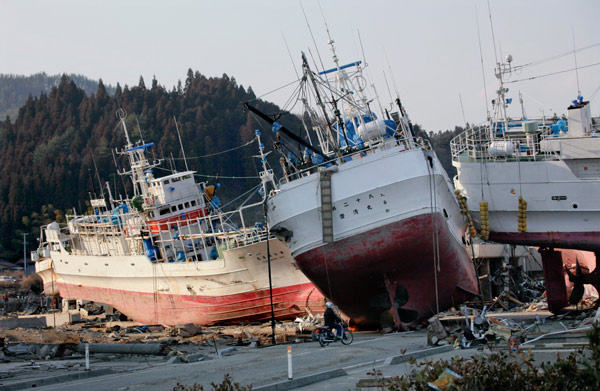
left=219, top=183, right=263, bottom=212
left=279, top=79, right=305, bottom=113
left=589, top=85, right=600, bottom=102
left=504, top=62, right=600, bottom=84
left=172, top=138, right=255, bottom=160
left=426, top=156, right=441, bottom=315
left=282, top=31, right=301, bottom=81
left=153, top=166, right=260, bottom=179
left=300, top=0, right=326, bottom=73
left=572, top=27, right=581, bottom=96
left=487, top=0, right=499, bottom=67
left=193, top=173, right=260, bottom=179
left=250, top=78, right=302, bottom=102
left=475, top=4, right=490, bottom=120
left=517, top=41, right=600, bottom=70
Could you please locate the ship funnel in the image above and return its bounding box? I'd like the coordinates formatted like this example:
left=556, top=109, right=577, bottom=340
left=567, top=99, right=592, bottom=136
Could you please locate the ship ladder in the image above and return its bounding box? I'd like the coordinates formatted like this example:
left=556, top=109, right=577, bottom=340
left=320, top=170, right=334, bottom=244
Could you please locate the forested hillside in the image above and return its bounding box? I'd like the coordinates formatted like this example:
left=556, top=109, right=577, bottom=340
left=0, top=73, right=115, bottom=120
left=0, top=71, right=296, bottom=261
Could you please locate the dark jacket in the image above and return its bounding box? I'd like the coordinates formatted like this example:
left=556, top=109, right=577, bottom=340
left=324, top=307, right=341, bottom=326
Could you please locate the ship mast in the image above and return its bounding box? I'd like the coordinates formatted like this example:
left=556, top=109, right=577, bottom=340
left=302, top=52, right=342, bottom=156
left=322, top=27, right=373, bottom=148
left=255, top=129, right=276, bottom=197
left=492, top=55, right=513, bottom=139
left=115, top=109, right=162, bottom=198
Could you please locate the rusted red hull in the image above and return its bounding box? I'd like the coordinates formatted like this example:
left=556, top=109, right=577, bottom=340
left=490, top=231, right=600, bottom=252
left=540, top=248, right=599, bottom=313
left=56, top=282, right=324, bottom=325
left=294, top=213, right=478, bottom=328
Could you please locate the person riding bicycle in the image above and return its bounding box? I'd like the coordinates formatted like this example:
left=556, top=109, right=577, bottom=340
left=324, top=302, right=344, bottom=340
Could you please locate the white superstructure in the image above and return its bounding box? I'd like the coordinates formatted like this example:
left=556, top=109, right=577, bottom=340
left=451, top=55, right=600, bottom=250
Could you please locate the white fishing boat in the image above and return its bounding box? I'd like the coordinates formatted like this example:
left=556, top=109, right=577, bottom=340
left=247, top=35, right=478, bottom=328
left=450, top=54, right=600, bottom=312
left=34, top=111, right=324, bottom=325
left=451, top=55, right=600, bottom=251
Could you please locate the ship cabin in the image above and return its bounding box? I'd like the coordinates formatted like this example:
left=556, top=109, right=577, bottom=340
left=144, top=171, right=208, bottom=232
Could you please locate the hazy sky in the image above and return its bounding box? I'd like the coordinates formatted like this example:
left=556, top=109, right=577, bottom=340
left=1, top=0, right=599, bottom=132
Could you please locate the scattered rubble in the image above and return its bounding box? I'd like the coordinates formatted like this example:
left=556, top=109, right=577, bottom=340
left=429, top=304, right=600, bottom=352
left=0, top=307, right=323, bottom=367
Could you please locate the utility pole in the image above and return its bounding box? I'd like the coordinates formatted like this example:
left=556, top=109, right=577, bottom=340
left=23, top=233, right=28, bottom=275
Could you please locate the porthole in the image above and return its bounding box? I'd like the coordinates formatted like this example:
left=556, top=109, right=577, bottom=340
left=573, top=203, right=578, bottom=209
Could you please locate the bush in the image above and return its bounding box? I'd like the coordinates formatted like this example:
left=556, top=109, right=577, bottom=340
left=370, top=324, right=600, bottom=391
left=20, top=273, right=43, bottom=294
left=173, top=374, right=252, bottom=391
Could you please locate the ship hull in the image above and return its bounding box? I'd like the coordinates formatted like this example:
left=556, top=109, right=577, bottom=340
left=454, top=159, right=600, bottom=251
left=36, top=239, right=324, bottom=325
left=294, top=213, right=478, bottom=327
left=55, top=281, right=320, bottom=325
left=268, top=146, right=478, bottom=327
left=490, top=230, right=600, bottom=252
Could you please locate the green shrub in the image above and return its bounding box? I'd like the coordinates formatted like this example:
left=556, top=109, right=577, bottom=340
left=173, top=373, right=252, bottom=391
left=370, top=324, right=600, bottom=391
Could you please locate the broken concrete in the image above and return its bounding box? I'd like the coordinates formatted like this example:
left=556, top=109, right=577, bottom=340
left=0, top=312, right=80, bottom=328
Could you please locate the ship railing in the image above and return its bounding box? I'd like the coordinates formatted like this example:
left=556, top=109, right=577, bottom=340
left=277, top=132, right=418, bottom=186
left=65, top=211, right=147, bottom=257
left=54, top=203, right=273, bottom=263
left=450, top=126, right=486, bottom=160
left=450, top=124, right=565, bottom=162
left=144, top=201, right=271, bottom=263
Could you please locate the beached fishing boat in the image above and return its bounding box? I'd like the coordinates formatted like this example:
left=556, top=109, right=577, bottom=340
left=247, top=36, right=478, bottom=328
left=450, top=54, right=600, bottom=311
left=34, top=111, right=323, bottom=325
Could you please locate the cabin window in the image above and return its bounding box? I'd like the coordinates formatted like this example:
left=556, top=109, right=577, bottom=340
left=163, top=179, right=170, bottom=185
left=178, top=204, right=184, bottom=211
left=184, top=202, right=190, bottom=208
left=172, top=177, right=181, bottom=183
left=159, top=208, right=170, bottom=216
left=191, top=200, right=197, bottom=207
left=182, top=175, right=191, bottom=180
left=171, top=206, right=177, bottom=212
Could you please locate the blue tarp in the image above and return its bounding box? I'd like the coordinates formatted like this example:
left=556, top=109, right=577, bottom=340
left=143, top=239, right=159, bottom=261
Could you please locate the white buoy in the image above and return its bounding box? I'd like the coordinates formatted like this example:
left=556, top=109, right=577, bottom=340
left=287, top=346, right=293, bottom=380
left=85, top=343, right=90, bottom=371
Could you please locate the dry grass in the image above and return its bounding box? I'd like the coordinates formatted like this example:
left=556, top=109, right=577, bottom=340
left=20, top=273, right=43, bottom=294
